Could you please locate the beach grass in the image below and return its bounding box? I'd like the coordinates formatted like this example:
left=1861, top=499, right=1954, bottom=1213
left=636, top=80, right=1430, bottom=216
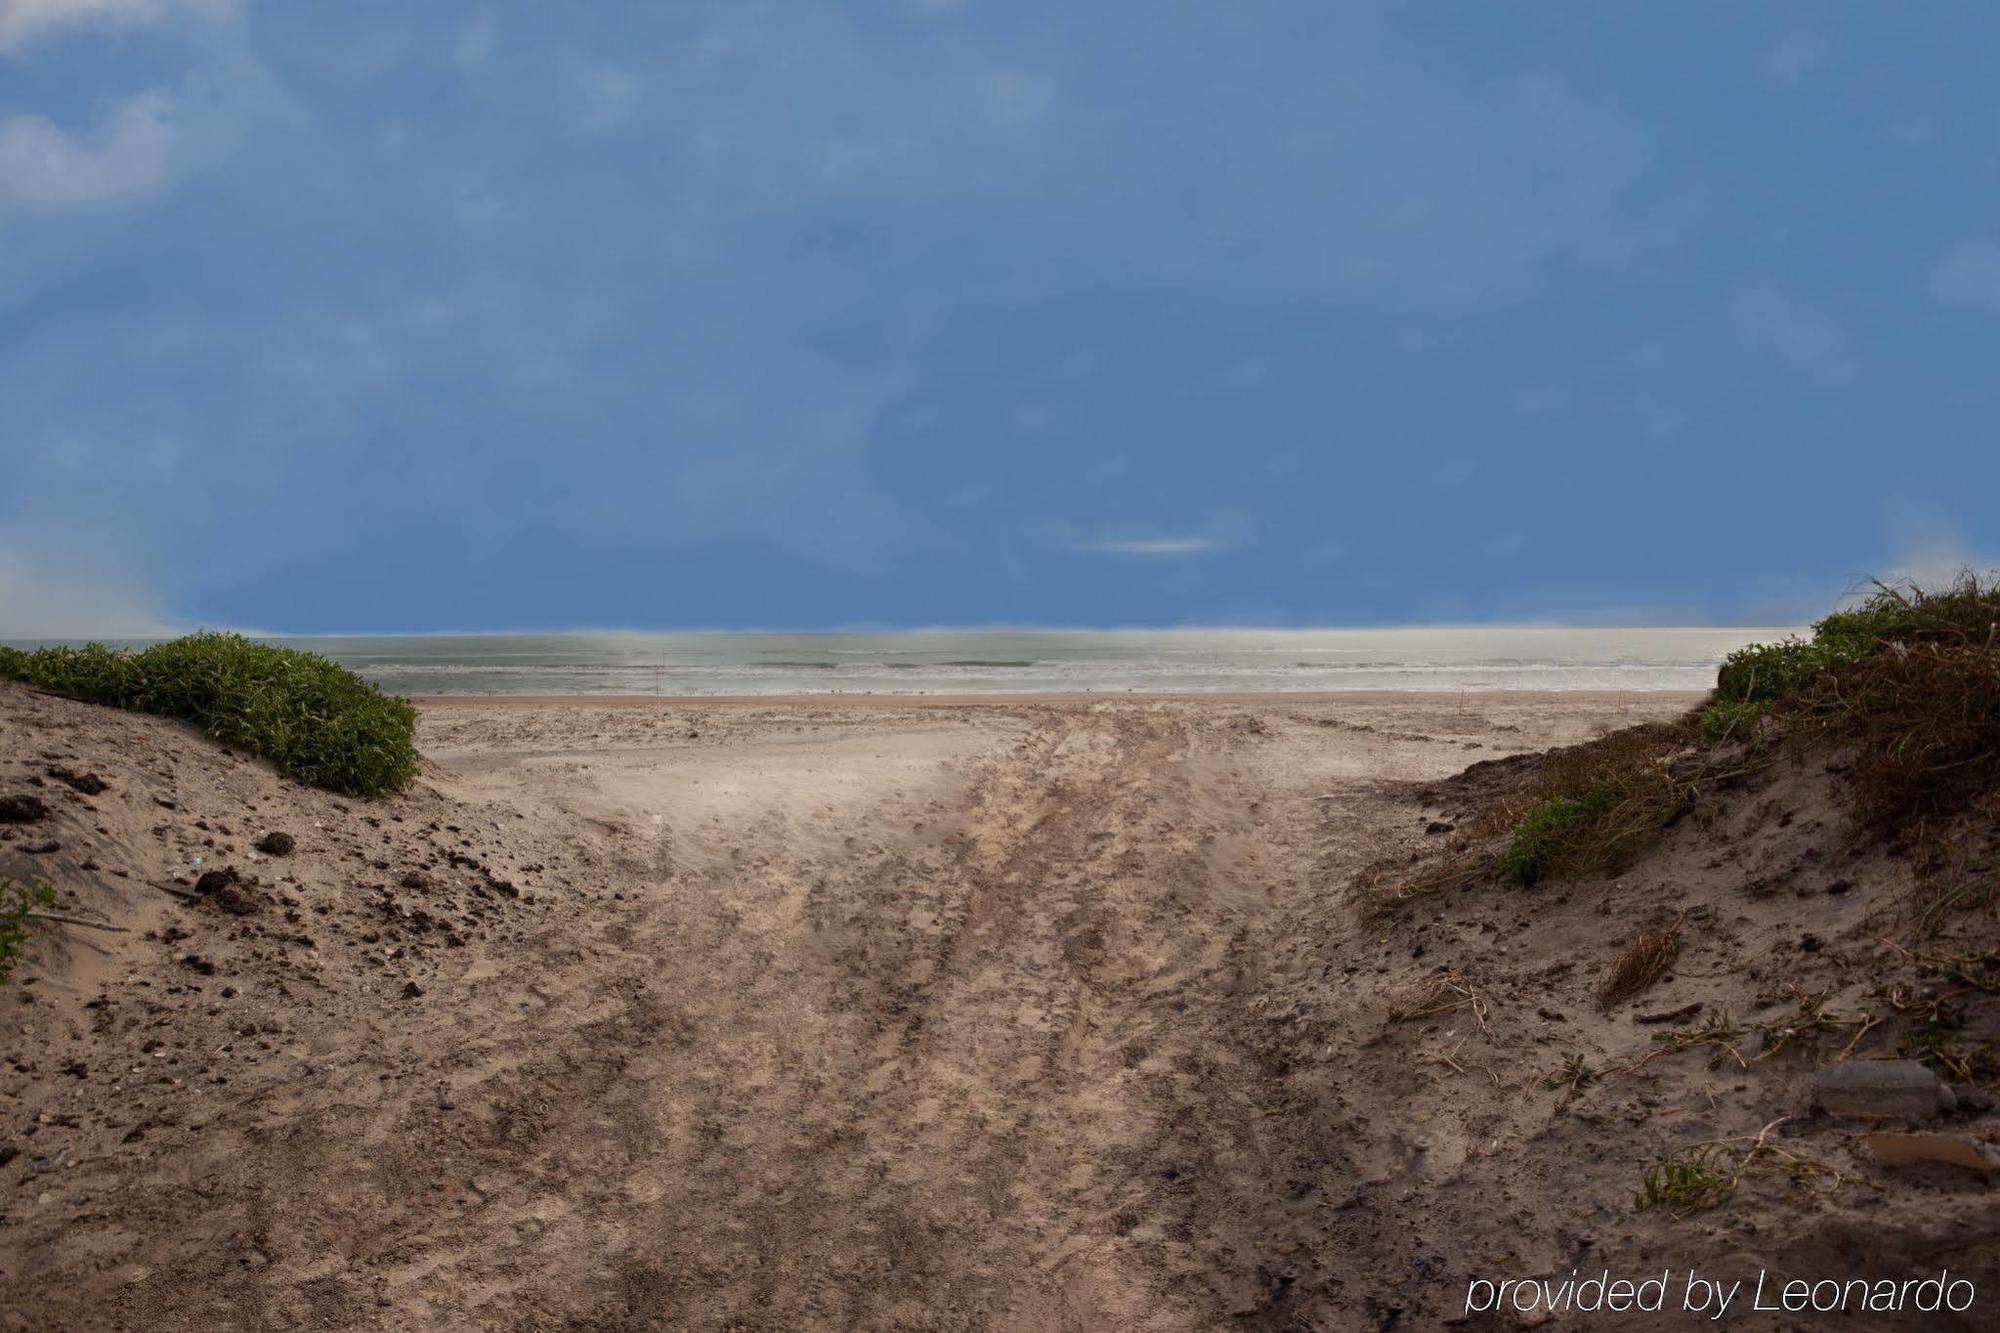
left=0, top=877, right=57, bottom=982
left=1366, top=574, right=2000, bottom=915
left=1704, top=573, right=2000, bottom=739
left=0, top=632, right=417, bottom=797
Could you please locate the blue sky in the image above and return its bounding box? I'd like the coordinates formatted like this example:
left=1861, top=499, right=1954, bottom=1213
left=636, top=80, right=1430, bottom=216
left=2, top=2, right=1997, bottom=633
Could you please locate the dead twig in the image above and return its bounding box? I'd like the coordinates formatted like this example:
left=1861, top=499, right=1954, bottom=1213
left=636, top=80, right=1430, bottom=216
left=25, top=910, right=129, bottom=933
left=1607, top=1011, right=1748, bottom=1076
left=1835, top=1014, right=1883, bottom=1061
left=1387, top=969, right=1492, bottom=1036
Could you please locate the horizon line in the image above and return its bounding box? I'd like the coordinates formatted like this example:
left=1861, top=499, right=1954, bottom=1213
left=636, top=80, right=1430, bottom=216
left=4, top=621, right=1810, bottom=642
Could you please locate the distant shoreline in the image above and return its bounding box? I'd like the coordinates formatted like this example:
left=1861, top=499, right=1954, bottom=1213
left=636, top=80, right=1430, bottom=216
left=411, top=688, right=1713, bottom=708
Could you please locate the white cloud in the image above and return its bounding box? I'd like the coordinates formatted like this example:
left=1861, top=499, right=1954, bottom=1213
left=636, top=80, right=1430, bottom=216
left=572, top=62, right=641, bottom=132
left=0, top=92, right=175, bottom=207
left=1734, top=287, right=1853, bottom=381
left=1760, top=35, right=1825, bottom=91
left=0, top=0, right=227, bottom=52
left=453, top=14, right=495, bottom=70
left=1931, top=242, right=2000, bottom=311
left=1086, top=537, right=1226, bottom=558
left=1, top=0, right=149, bottom=50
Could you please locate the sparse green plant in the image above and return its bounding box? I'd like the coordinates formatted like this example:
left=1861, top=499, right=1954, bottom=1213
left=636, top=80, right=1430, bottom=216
left=1698, top=697, right=1768, bottom=744
left=1635, top=1118, right=1839, bottom=1218
left=1897, top=1005, right=2000, bottom=1085
left=0, top=876, right=58, bottom=981
left=1499, top=787, right=1615, bottom=886
left=1546, top=1053, right=1596, bottom=1109
left=1498, top=764, right=1694, bottom=888
left=1609, top=1011, right=1749, bottom=1076
left=0, top=633, right=417, bottom=796
left=1354, top=573, right=2000, bottom=919
left=1700, top=573, right=2000, bottom=749
left=1748, top=986, right=1875, bottom=1063
left=1634, top=1143, right=1740, bottom=1216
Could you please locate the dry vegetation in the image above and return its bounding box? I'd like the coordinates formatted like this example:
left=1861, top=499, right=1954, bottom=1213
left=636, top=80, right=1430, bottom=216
left=1359, top=573, right=2000, bottom=928
left=1597, top=916, right=1681, bottom=1008
left=1349, top=573, right=2000, bottom=1254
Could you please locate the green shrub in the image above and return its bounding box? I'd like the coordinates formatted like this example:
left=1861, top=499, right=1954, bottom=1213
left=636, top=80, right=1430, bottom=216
left=1697, top=697, right=1769, bottom=744
left=1713, top=635, right=1866, bottom=708
left=1497, top=749, right=1700, bottom=888
left=1380, top=573, right=2000, bottom=907
left=0, top=877, right=57, bottom=982
left=1498, top=787, right=1619, bottom=886
left=1707, top=574, right=2000, bottom=736
left=1815, top=574, right=2000, bottom=652
left=0, top=632, right=417, bottom=796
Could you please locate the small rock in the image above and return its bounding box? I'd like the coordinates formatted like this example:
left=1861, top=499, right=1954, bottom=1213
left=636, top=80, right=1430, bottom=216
left=0, top=794, right=51, bottom=823
left=180, top=954, right=218, bottom=976
left=1866, top=1131, right=2000, bottom=1172
left=1814, top=1061, right=1954, bottom=1120
left=402, top=980, right=424, bottom=998
left=193, top=868, right=239, bottom=896
left=254, top=831, right=296, bottom=857
left=46, top=767, right=108, bottom=795
left=209, top=884, right=262, bottom=916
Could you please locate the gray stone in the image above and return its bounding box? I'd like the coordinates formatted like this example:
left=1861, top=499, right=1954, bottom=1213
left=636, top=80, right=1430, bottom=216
left=1814, top=1060, right=1954, bottom=1120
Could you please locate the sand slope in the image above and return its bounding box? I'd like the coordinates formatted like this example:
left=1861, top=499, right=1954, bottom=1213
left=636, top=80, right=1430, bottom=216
left=19, top=686, right=1985, bottom=1328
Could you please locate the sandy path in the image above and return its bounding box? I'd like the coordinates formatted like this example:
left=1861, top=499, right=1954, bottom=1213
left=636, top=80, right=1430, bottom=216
left=3, top=690, right=1694, bottom=1329
left=396, top=702, right=1296, bottom=1327
left=370, top=695, right=1677, bottom=1327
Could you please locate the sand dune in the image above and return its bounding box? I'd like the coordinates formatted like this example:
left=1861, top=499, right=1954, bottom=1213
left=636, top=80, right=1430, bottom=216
left=9, top=686, right=1987, bottom=1329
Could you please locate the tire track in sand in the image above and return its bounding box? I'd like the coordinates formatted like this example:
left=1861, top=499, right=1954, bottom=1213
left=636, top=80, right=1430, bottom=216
left=558, top=702, right=1303, bottom=1329
left=219, top=702, right=1314, bottom=1330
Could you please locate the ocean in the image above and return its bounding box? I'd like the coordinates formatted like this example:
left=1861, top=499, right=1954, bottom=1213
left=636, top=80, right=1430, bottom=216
left=239, top=627, right=1787, bottom=696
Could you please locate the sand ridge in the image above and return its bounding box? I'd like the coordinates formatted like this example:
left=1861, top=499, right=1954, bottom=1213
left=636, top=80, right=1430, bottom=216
left=4, top=686, right=1749, bottom=1328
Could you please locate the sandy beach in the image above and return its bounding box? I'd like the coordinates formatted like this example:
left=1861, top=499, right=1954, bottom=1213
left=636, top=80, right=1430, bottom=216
left=11, top=4, right=1995, bottom=1324
left=6, top=684, right=1992, bottom=1329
